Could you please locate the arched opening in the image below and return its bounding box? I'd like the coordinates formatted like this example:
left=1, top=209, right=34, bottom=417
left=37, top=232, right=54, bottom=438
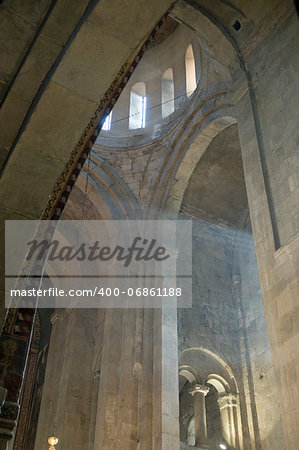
left=179, top=348, right=240, bottom=449
left=129, top=81, right=146, bottom=129
left=185, top=44, right=197, bottom=97
left=206, top=384, right=223, bottom=446
left=161, top=67, right=175, bottom=118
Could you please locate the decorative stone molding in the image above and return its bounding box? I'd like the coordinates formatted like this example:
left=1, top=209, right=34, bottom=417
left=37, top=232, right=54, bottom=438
left=233, top=77, right=258, bottom=105
left=233, top=81, right=249, bottom=105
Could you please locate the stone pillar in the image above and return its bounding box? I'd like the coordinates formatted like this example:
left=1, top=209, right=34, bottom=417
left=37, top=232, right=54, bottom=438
left=161, top=247, right=180, bottom=449
left=189, top=384, right=210, bottom=448
left=234, top=32, right=299, bottom=446
left=34, top=308, right=98, bottom=450
left=161, top=300, right=180, bottom=449
left=232, top=272, right=261, bottom=449
left=217, top=393, right=238, bottom=449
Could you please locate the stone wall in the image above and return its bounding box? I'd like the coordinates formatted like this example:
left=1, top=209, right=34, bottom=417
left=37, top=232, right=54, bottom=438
left=233, top=228, right=285, bottom=450
left=177, top=217, right=284, bottom=449
left=233, top=6, right=299, bottom=448
left=245, top=12, right=299, bottom=248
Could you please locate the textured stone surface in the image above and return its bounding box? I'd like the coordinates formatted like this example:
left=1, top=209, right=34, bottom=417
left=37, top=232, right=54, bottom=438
left=234, top=11, right=299, bottom=448
left=0, top=1, right=298, bottom=449
left=182, top=125, right=248, bottom=228
left=248, top=13, right=299, bottom=247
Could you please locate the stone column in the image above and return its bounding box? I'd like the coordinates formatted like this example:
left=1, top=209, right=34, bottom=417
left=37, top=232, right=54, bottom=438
left=161, top=246, right=180, bottom=449
left=189, top=384, right=210, bottom=448
left=232, top=272, right=260, bottom=449
left=217, top=393, right=238, bottom=449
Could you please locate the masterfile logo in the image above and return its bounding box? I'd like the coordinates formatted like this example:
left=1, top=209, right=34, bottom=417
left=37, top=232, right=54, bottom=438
left=5, top=220, right=192, bottom=308
left=25, top=237, right=170, bottom=266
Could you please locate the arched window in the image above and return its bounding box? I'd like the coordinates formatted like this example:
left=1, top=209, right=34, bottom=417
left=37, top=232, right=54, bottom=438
left=102, top=111, right=112, bottom=130
left=161, top=68, right=175, bottom=118
left=129, top=82, right=146, bottom=129
left=185, top=44, right=197, bottom=97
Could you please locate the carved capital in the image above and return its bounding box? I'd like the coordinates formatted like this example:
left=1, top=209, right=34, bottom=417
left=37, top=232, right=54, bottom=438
left=189, top=384, right=210, bottom=397
left=217, top=393, right=238, bottom=409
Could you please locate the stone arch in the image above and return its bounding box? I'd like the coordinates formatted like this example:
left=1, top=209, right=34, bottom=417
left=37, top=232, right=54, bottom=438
left=179, top=347, right=238, bottom=391
left=75, top=154, right=142, bottom=220
left=179, top=347, right=242, bottom=449
left=207, top=374, right=231, bottom=394
left=165, top=114, right=237, bottom=217
left=179, top=365, right=201, bottom=386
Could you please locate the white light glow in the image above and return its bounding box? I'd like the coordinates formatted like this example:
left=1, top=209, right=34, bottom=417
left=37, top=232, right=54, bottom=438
left=102, top=111, right=112, bottom=130
left=185, top=44, right=197, bottom=97
left=129, top=82, right=146, bottom=129
left=219, top=445, right=227, bottom=449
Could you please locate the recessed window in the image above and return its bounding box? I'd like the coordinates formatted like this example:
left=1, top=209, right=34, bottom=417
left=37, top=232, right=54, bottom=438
left=185, top=44, right=197, bottom=97
left=162, top=68, right=175, bottom=118
left=102, top=111, right=112, bottom=130
left=129, top=82, right=147, bottom=129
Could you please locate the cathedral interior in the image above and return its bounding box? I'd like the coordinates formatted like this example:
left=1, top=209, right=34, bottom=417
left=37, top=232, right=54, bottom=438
left=0, top=0, right=298, bottom=449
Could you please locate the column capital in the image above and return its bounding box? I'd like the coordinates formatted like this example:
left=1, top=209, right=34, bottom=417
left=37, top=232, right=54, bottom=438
left=189, top=384, right=210, bottom=397
left=217, top=393, right=238, bottom=409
